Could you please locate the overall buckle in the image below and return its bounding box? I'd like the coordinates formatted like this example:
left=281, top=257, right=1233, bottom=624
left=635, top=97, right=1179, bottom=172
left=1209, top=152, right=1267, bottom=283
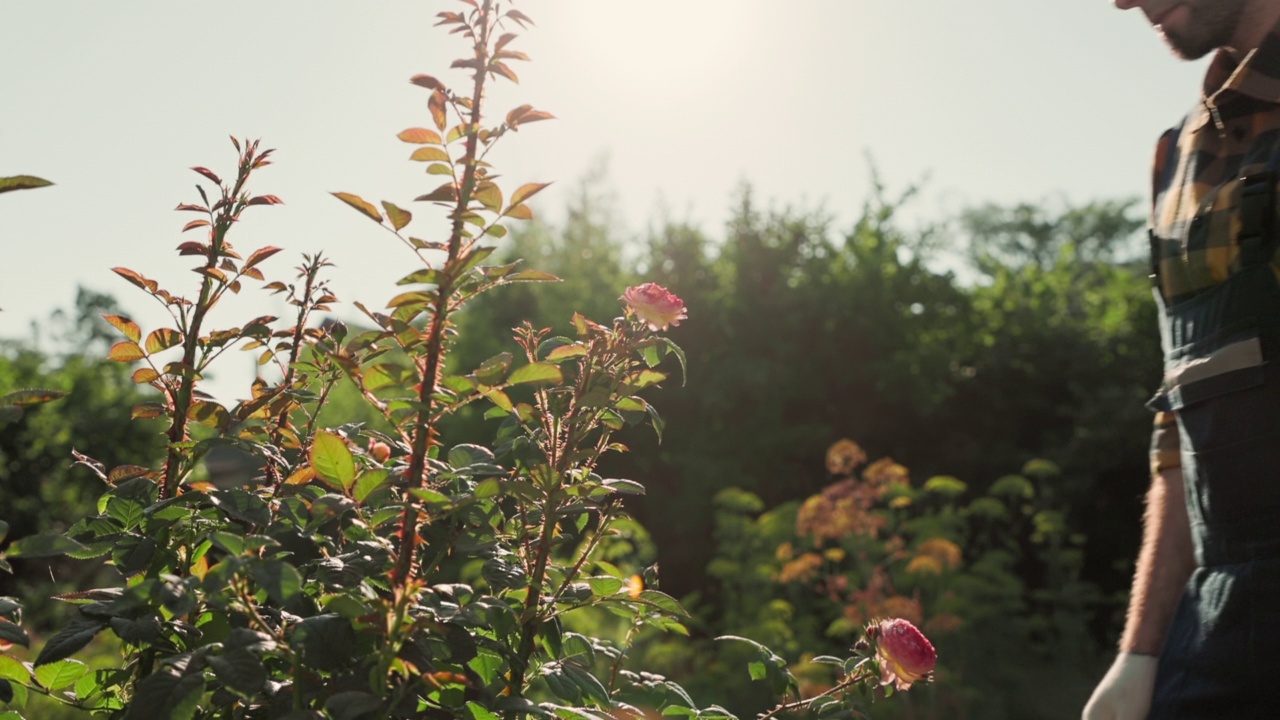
left=1238, top=171, right=1275, bottom=265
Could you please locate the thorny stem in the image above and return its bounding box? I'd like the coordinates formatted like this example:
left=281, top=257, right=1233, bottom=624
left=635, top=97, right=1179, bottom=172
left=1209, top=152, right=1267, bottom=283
left=392, top=0, right=495, bottom=588
left=268, top=259, right=321, bottom=490
left=756, top=662, right=872, bottom=720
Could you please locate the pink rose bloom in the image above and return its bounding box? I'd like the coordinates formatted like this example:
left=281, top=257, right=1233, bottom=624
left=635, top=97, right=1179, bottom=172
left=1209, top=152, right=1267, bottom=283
left=620, top=283, right=687, bottom=331
left=873, top=618, right=937, bottom=691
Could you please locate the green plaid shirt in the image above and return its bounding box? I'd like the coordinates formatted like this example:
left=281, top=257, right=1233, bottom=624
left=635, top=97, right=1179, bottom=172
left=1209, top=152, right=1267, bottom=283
left=1149, top=28, right=1280, bottom=474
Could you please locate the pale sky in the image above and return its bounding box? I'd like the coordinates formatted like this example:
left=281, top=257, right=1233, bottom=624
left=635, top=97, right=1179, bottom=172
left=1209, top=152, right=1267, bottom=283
left=2, top=1, right=1204, bottom=400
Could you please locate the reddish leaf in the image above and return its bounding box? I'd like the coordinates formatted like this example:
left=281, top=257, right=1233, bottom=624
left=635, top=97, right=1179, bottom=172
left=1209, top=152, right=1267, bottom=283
left=108, top=340, right=146, bottom=362
left=452, top=58, right=483, bottom=71
left=108, top=465, right=153, bottom=483
left=145, top=328, right=183, bottom=354
left=495, top=50, right=530, bottom=62
left=489, top=62, right=519, bottom=83
left=429, top=90, right=448, bottom=132
left=474, top=183, right=503, bottom=213
left=132, top=368, right=161, bottom=384
left=188, top=401, right=230, bottom=429
left=175, top=203, right=207, bottom=213
left=409, top=147, right=450, bottom=162
left=284, top=466, right=317, bottom=486
left=398, top=128, right=443, bottom=144
left=495, top=32, right=518, bottom=52
left=415, top=182, right=457, bottom=203
left=244, top=246, right=283, bottom=269
left=410, top=74, right=445, bottom=91
left=192, top=166, right=221, bottom=185
left=381, top=201, right=412, bottom=231
left=506, top=9, right=535, bottom=27
left=102, top=314, right=141, bottom=342
left=181, top=219, right=210, bottom=233
left=242, top=267, right=264, bottom=281
left=247, top=194, right=283, bottom=206
left=177, top=241, right=207, bottom=256
left=196, top=267, right=228, bottom=282
left=331, top=192, right=383, bottom=223
left=112, top=267, right=158, bottom=293
left=509, top=182, right=551, bottom=207
left=505, top=204, right=533, bottom=221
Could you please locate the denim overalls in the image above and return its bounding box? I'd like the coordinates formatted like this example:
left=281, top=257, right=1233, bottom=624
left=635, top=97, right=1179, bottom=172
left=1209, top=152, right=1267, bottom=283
left=1146, top=149, right=1280, bottom=717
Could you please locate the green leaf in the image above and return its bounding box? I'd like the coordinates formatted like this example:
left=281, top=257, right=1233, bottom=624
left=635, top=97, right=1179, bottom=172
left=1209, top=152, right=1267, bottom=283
left=210, top=490, right=271, bottom=527
left=124, top=668, right=204, bottom=720
left=381, top=201, right=412, bottom=231
left=507, top=362, right=563, bottom=386
left=748, top=661, right=767, bottom=681
left=475, top=353, right=513, bottom=386
left=562, top=662, right=611, bottom=706
left=5, top=533, right=86, bottom=559
left=33, top=619, right=106, bottom=666
left=0, top=389, right=66, bottom=407
left=466, top=700, right=503, bottom=720
left=326, top=691, right=383, bottom=720
left=207, top=648, right=266, bottom=698
left=0, top=656, right=30, bottom=684
left=353, top=469, right=391, bottom=502
left=0, top=620, right=26, bottom=649
left=295, top=614, right=355, bottom=672
left=253, top=560, right=302, bottom=604
left=0, top=175, right=53, bottom=194
left=602, top=478, right=646, bottom=496
left=34, top=659, right=87, bottom=691
left=448, top=444, right=496, bottom=468
left=545, top=344, right=587, bottom=362
left=331, top=192, right=383, bottom=224
left=310, top=431, right=356, bottom=491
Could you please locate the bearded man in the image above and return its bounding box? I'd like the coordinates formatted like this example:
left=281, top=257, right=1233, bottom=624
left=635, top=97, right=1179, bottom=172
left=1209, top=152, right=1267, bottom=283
left=1084, top=1, right=1280, bottom=718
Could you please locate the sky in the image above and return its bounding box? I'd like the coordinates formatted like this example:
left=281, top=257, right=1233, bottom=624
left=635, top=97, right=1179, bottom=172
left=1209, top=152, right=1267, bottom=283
left=2, top=1, right=1206, bottom=400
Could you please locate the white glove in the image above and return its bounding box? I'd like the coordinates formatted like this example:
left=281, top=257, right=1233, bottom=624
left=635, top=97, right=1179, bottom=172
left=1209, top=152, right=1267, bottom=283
left=1082, top=652, right=1159, bottom=720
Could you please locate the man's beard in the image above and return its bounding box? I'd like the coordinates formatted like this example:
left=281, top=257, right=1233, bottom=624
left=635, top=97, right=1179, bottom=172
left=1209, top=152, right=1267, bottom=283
left=1162, top=0, right=1247, bottom=60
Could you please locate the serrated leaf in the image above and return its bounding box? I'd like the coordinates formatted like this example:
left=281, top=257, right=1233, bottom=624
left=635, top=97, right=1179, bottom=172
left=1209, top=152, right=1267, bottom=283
left=102, top=314, right=141, bottom=342
left=353, top=469, right=390, bottom=503
left=0, top=620, right=28, bottom=649
left=310, top=431, right=356, bottom=491
left=132, top=368, right=161, bottom=384
left=509, top=182, right=551, bottom=207
left=507, top=362, right=562, bottom=386
left=474, top=353, right=513, bottom=386
left=187, top=401, right=230, bottom=429
left=33, top=619, right=106, bottom=666
left=123, top=667, right=204, bottom=720
left=0, top=389, right=66, bottom=407
left=131, top=402, right=165, bottom=420
left=5, top=533, right=86, bottom=558
left=409, top=147, right=450, bottom=162
left=602, top=478, right=646, bottom=496
left=332, top=192, right=383, bottom=224
left=253, top=561, right=302, bottom=604
left=381, top=201, right=412, bottom=231
left=0, top=655, right=30, bottom=683
left=398, top=127, right=442, bottom=144
left=107, top=341, right=145, bottom=362
left=207, top=648, right=266, bottom=698
left=34, top=659, right=87, bottom=691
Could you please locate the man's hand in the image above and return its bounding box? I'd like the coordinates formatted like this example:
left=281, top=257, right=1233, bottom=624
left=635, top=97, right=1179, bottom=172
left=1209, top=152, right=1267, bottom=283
left=1082, top=652, right=1159, bottom=720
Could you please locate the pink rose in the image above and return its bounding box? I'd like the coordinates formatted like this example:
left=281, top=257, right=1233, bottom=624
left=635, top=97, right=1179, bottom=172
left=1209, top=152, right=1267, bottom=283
left=620, top=283, right=687, bottom=331
left=872, top=618, right=936, bottom=691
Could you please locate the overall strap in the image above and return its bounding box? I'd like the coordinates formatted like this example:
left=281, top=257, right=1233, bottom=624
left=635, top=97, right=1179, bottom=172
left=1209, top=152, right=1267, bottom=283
left=1237, top=129, right=1280, bottom=267
left=1151, top=119, right=1186, bottom=285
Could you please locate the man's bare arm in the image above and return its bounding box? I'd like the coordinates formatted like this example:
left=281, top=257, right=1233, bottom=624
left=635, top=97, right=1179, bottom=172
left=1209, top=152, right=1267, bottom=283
left=1120, top=467, right=1196, bottom=654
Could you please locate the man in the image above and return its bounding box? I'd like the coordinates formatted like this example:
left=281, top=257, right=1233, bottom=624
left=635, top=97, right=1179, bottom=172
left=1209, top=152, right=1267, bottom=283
left=1084, top=1, right=1280, bottom=718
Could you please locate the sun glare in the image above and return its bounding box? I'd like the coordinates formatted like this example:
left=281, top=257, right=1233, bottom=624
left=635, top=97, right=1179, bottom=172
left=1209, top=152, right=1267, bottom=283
left=559, top=2, right=759, bottom=99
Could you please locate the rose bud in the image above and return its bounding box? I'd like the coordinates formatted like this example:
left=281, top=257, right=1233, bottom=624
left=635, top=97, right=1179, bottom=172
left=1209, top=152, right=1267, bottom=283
left=369, top=440, right=392, bottom=463
left=873, top=618, right=937, bottom=691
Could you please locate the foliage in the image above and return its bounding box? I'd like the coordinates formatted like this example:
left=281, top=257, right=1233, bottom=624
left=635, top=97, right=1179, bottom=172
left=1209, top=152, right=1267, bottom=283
left=636, top=440, right=1103, bottom=719
left=0, top=3, right=931, bottom=719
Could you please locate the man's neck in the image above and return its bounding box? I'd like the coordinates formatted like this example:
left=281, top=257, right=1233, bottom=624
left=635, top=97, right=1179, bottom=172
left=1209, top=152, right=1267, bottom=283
left=1229, top=0, right=1280, bottom=59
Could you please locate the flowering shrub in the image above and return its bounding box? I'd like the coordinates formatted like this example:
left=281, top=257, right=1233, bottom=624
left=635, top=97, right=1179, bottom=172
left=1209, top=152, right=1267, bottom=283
left=0, top=3, right=934, bottom=720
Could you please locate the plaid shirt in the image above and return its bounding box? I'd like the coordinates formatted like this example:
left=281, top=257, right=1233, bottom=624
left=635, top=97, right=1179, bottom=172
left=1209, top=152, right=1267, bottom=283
left=1149, top=29, right=1280, bottom=474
